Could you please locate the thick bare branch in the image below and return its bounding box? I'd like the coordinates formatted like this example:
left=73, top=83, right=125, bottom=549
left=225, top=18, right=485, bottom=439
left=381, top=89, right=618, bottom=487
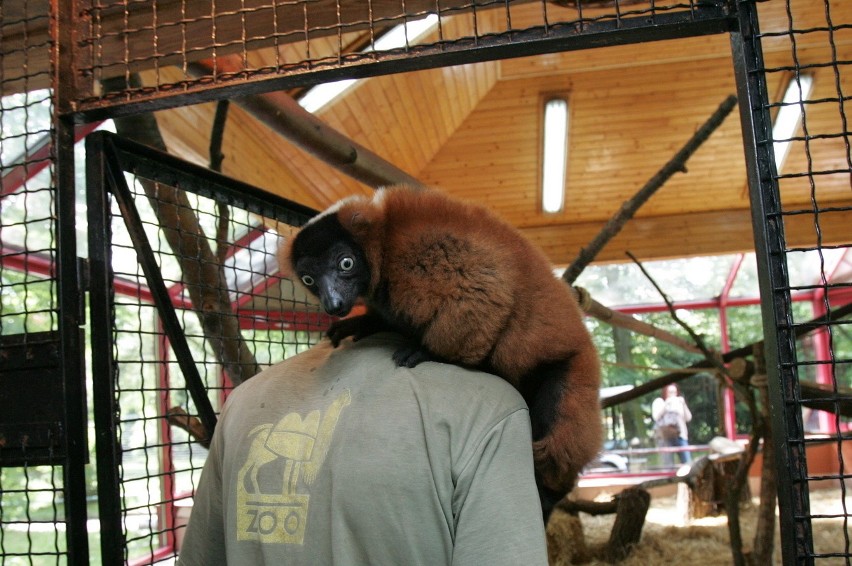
left=573, top=286, right=702, bottom=354
left=562, top=95, right=738, bottom=284
left=166, top=406, right=210, bottom=448
left=626, top=250, right=731, bottom=380
left=209, top=100, right=232, bottom=265
left=187, top=56, right=424, bottom=189
left=601, top=298, right=852, bottom=409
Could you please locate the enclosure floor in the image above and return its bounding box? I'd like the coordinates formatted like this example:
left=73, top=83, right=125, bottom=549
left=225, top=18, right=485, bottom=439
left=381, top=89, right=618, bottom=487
left=548, top=486, right=852, bottom=565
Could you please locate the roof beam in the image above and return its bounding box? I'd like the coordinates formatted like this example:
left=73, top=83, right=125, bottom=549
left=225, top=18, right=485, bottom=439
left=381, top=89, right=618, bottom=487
left=188, top=56, right=423, bottom=189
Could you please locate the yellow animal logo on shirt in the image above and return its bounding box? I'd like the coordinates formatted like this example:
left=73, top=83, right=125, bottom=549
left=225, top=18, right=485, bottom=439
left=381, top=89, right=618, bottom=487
left=236, top=390, right=351, bottom=544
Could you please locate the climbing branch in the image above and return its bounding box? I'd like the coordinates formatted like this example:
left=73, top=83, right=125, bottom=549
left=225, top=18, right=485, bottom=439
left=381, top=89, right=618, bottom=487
left=166, top=407, right=211, bottom=448
left=209, top=99, right=231, bottom=264
left=601, top=299, right=852, bottom=410
left=572, top=286, right=702, bottom=354
left=626, top=250, right=731, bottom=381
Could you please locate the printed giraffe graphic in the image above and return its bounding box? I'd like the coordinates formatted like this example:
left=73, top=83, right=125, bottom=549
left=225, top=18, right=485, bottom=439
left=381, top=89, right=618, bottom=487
left=236, top=390, right=351, bottom=544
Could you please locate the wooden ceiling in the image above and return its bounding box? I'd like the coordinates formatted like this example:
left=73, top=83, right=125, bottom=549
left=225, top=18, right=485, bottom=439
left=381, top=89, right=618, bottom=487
left=146, top=0, right=852, bottom=267
left=6, top=0, right=850, bottom=268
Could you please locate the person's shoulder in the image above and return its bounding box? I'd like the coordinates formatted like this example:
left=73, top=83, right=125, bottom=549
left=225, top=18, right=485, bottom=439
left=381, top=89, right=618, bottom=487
left=230, top=333, right=527, bottom=414
left=366, top=333, right=522, bottom=388
left=228, top=340, right=337, bottom=397
left=411, top=358, right=529, bottom=418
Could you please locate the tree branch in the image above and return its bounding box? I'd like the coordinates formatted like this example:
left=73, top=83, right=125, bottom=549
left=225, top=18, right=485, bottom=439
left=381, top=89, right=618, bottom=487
left=573, top=285, right=702, bottom=354
left=626, top=250, right=732, bottom=381
left=209, top=100, right=231, bottom=265
left=166, top=406, right=211, bottom=448
left=561, top=94, right=737, bottom=284
left=601, top=297, right=852, bottom=409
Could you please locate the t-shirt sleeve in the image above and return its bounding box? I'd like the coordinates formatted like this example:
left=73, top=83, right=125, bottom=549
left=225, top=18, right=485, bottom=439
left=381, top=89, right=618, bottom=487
left=451, top=408, right=549, bottom=566
left=176, top=421, right=226, bottom=566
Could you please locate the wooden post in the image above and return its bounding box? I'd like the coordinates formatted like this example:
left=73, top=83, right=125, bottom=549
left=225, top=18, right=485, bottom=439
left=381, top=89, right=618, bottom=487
left=751, top=344, right=777, bottom=565
left=603, top=487, right=652, bottom=562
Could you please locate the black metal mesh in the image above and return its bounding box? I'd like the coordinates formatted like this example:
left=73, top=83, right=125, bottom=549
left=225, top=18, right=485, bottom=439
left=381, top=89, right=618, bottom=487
left=72, top=0, right=727, bottom=116
left=740, top=0, right=852, bottom=562
left=0, top=0, right=850, bottom=563
left=89, top=142, right=326, bottom=563
left=0, top=4, right=68, bottom=561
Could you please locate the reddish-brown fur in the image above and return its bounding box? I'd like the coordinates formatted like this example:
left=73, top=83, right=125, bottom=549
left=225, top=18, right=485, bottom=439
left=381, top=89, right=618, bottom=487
left=286, top=185, right=602, bottom=495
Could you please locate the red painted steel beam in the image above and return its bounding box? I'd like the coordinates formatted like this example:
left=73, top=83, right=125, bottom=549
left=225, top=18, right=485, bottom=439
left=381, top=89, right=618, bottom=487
left=1, top=122, right=102, bottom=197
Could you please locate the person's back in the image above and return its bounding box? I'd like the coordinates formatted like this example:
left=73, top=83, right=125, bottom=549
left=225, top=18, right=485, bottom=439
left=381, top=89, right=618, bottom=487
left=178, top=333, right=548, bottom=566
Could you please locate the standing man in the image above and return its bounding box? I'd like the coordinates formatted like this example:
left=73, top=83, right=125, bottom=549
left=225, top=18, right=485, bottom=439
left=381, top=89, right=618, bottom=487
left=178, top=333, right=549, bottom=565
left=652, top=383, right=693, bottom=467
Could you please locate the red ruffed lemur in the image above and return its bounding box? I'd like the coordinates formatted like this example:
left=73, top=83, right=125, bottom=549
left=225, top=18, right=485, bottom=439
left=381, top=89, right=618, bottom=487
left=281, top=184, right=602, bottom=519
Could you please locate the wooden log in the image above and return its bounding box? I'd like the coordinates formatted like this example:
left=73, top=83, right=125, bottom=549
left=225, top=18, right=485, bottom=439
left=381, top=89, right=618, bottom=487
left=677, top=455, right=750, bottom=521
left=554, top=488, right=651, bottom=563
left=603, top=487, right=651, bottom=563
left=187, top=56, right=424, bottom=190
left=557, top=497, right=618, bottom=516
left=546, top=507, right=592, bottom=566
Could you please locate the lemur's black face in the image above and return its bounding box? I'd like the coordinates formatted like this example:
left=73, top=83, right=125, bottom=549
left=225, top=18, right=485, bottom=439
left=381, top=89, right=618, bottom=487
left=290, top=214, right=370, bottom=317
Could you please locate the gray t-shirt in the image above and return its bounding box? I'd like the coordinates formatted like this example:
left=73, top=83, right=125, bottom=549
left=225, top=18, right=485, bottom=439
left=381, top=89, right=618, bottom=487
left=178, top=333, right=548, bottom=566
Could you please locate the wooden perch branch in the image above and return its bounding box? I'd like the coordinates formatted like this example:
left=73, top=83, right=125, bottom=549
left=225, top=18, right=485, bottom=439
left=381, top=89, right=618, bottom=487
left=799, top=380, right=852, bottom=417
left=561, top=94, right=737, bottom=284
left=601, top=298, right=852, bottom=409
left=210, top=99, right=231, bottom=264
left=572, top=286, right=702, bottom=354
left=188, top=56, right=424, bottom=189
left=626, top=250, right=731, bottom=380
left=167, top=406, right=211, bottom=448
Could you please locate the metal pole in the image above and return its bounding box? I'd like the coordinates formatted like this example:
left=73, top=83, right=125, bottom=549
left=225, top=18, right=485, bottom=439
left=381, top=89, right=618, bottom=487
left=730, top=1, right=813, bottom=563
left=86, top=132, right=126, bottom=565
left=53, top=0, right=91, bottom=561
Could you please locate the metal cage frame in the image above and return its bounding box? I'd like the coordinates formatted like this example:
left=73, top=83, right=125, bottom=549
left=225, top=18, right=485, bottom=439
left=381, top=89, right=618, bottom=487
left=0, top=0, right=847, bottom=563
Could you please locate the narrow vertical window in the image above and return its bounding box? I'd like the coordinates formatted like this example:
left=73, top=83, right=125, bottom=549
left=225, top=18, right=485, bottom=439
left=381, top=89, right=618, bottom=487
left=297, top=14, right=439, bottom=113
left=772, top=74, right=813, bottom=172
left=542, top=98, right=569, bottom=214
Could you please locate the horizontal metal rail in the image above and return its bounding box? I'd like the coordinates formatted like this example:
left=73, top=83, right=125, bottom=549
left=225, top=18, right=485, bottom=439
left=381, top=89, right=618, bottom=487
left=70, top=3, right=734, bottom=121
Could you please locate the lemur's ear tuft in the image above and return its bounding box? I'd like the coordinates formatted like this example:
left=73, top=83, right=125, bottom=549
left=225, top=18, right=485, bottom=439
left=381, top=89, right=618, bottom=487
left=337, top=199, right=376, bottom=239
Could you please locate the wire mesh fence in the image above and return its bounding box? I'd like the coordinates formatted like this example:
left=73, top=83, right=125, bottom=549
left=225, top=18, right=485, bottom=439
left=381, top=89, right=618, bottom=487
left=86, top=132, right=327, bottom=564
left=733, top=0, right=852, bottom=562
left=70, top=0, right=732, bottom=117
left=0, top=0, right=850, bottom=564
left=0, top=4, right=69, bottom=560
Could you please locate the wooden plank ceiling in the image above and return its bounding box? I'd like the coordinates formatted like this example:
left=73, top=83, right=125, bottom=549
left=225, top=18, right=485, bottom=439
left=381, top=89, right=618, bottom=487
left=149, top=0, right=852, bottom=267
left=5, top=0, right=849, bottom=267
